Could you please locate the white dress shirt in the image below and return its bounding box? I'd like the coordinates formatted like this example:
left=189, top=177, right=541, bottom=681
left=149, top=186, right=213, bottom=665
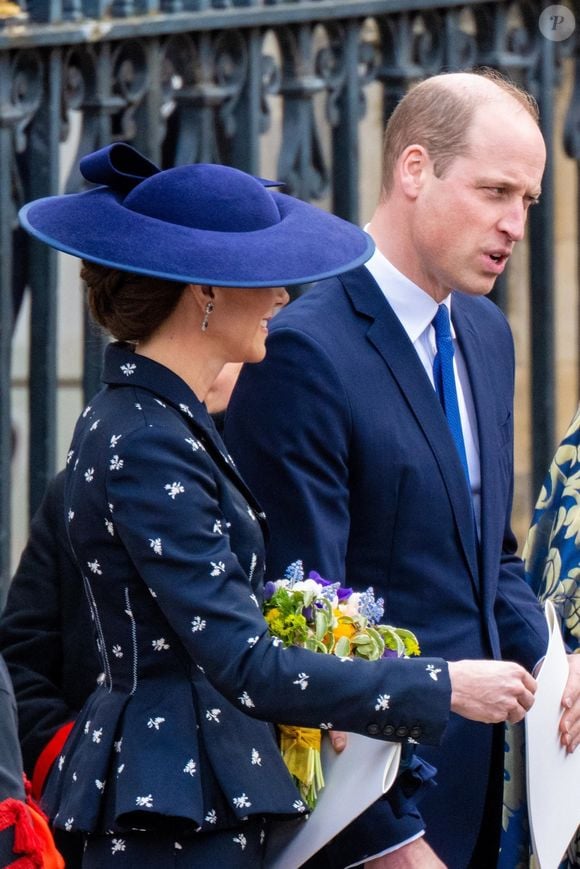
left=364, top=246, right=482, bottom=535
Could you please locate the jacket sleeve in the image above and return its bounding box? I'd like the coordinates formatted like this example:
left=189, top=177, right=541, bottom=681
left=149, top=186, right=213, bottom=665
left=0, top=472, right=98, bottom=788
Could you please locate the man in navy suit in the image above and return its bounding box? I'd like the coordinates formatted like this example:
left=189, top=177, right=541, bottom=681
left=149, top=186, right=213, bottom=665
left=225, top=70, right=580, bottom=867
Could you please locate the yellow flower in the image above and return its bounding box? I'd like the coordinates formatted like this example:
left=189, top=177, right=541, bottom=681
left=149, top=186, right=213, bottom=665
left=265, top=607, right=280, bottom=624
left=333, top=620, right=356, bottom=641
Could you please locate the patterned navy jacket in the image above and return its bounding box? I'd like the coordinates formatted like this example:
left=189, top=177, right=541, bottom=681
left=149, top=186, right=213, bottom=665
left=43, top=342, right=451, bottom=838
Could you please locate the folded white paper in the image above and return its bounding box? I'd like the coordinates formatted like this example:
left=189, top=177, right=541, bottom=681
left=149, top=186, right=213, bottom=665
left=526, top=600, right=580, bottom=869
left=265, top=735, right=401, bottom=869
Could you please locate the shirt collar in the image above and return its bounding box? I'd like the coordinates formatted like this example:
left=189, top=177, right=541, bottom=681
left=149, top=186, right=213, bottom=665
left=364, top=243, right=455, bottom=343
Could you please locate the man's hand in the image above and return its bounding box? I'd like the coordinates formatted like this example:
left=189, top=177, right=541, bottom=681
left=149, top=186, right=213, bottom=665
left=364, top=837, right=446, bottom=868
left=559, top=654, right=580, bottom=753
left=449, top=660, right=536, bottom=724
left=328, top=731, right=347, bottom=753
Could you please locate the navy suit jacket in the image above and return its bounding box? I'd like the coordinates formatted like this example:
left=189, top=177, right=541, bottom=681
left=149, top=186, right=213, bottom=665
left=225, top=265, right=549, bottom=868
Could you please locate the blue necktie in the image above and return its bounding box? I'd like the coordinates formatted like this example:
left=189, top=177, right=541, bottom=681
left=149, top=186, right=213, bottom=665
left=432, top=304, right=471, bottom=483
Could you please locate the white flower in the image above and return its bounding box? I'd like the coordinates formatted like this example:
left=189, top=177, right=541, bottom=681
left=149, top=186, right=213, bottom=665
left=213, top=520, right=223, bottom=534
left=67, top=450, right=74, bottom=464
left=319, top=722, right=334, bottom=730
left=58, top=755, right=65, bottom=771
left=117, top=764, right=125, bottom=774
left=152, top=638, right=170, bottom=651
left=272, top=636, right=283, bottom=647
left=82, top=405, right=92, bottom=418
left=147, top=717, right=165, bottom=730
left=293, top=800, right=307, bottom=813
left=135, top=402, right=142, bottom=410
left=260, top=829, right=266, bottom=844
left=205, top=809, right=217, bottom=825
left=68, top=510, right=74, bottom=522
left=191, top=616, right=206, bottom=633
left=149, top=587, right=157, bottom=598
left=233, top=794, right=252, bottom=809
left=426, top=664, right=442, bottom=682
left=149, top=537, right=163, bottom=556
left=206, top=708, right=221, bottom=723
left=135, top=794, right=153, bottom=807
left=110, top=455, right=124, bottom=471
left=120, top=363, right=136, bottom=377
left=183, top=759, right=197, bottom=776
left=87, top=559, right=102, bottom=575
left=105, top=518, right=114, bottom=536
left=250, top=593, right=259, bottom=608
left=293, top=673, right=309, bottom=691
left=92, top=728, right=103, bottom=743
left=72, top=771, right=77, bottom=782
left=84, top=721, right=91, bottom=735
left=247, top=636, right=259, bottom=647
left=375, top=694, right=391, bottom=711
left=210, top=561, right=226, bottom=576
left=108, top=503, right=114, bottom=513
left=109, top=434, right=122, bottom=448
left=64, top=818, right=74, bottom=832
left=165, top=481, right=184, bottom=499
left=112, top=644, right=123, bottom=658
left=111, top=839, right=126, bottom=854
left=247, top=506, right=256, bottom=520
left=238, top=691, right=255, bottom=708
left=95, top=779, right=105, bottom=791
left=179, top=403, right=193, bottom=418
left=251, top=749, right=262, bottom=766
left=154, top=399, right=167, bottom=408
left=114, top=738, right=123, bottom=753
left=233, top=833, right=247, bottom=850
left=407, top=737, right=419, bottom=744
left=84, top=467, right=95, bottom=482
left=185, top=437, right=202, bottom=452
left=90, top=419, right=100, bottom=431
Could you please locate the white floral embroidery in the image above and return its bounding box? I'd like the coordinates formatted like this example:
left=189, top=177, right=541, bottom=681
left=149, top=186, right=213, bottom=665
left=117, top=764, right=125, bottom=774
left=206, top=708, right=221, bottom=723
left=67, top=450, right=74, bottom=465
left=84, top=467, right=95, bottom=482
left=147, top=717, right=165, bottom=730
left=426, top=664, right=442, bottom=681
left=233, top=834, right=247, bottom=850
left=111, top=839, right=126, bottom=854
left=293, top=673, right=309, bottom=691
left=179, top=403, right=193, bottom=418
left=154, top=399, right=167, bottom=408
left=92, top=728, right=103, bottom=744
left=247, top=506, right=256, bottom=520
left=407, top=737, right=419, bottom=744
left=108, top=503, right=114, bottom=513
left=320, top=723, right=334, bottom=730
left=148, top=587, right=157, bottom=598
left=104, top=518, right=114, bottom=536
left=74, top=458, right=79, bottom=470
left=64, top=818, right=74, bottom=832
left=82, top=405, right=92, bottom=418
left=149, top=537, right=163, bottom=556
left=90, top=419, right=100, bottom=431
left=191, top=616, right=206, bottom=633
left=165, top=481, right=185, bottom=499
left=84, top=721, right=91, bottom=735
left=136, top=794, right=153, bottom=807
left=72, top=771, right=77, bottom=782
left=238, top=692, right=255, bottom=708
left=95, top=779, right=105, bottom=791
left=175, top=842, right=183, bottom=850
left=87, top=559, right=102, bottom=575
left=205, top=809, right=217, bottom=825
left=271, top=637, right=283, bottom=647
left=135, top=402, right=142, bottom=410
left=213, top=520, right=223, bottom=534
left=183, top=759, right=197, bottom=776
left=58, top=755, right=65, bottom=771
left=233, top=794, right=251, bottom=809
left=293, top=800, right=307, bottom=813
left=210, top=561, right=225, bottom=576
left=247, top=636, right=259, bottom=648
left=250, top=593, right=259, bottom=608
left=152, top=638, right=170, bottom=651
left=114, top=738, right=123, bottom=753
left=110, top=455, right=124, bottom=471
left=375, top=694, right=391, bottom=711
left=68, top=509, right=74, bottom=522
left=251, top=749, right=262, bottom=766
left=110, top=434, right=122, bottom=448
left=185, top=437, right=203, bottom=452
left=112, top=645, right=123, bottom=658
left=260, top=829, right=266, bottom=845
left=120, top=363, right=136, bottom=377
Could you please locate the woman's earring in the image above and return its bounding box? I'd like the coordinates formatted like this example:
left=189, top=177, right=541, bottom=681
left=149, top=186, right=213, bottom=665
left=201, top=301, right=214, bottom=332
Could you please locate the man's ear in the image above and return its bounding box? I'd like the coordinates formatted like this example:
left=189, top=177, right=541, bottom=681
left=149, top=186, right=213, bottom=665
left=398, top=144, right=430, bottom=200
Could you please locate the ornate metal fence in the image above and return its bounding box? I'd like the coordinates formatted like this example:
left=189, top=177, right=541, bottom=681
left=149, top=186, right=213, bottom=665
left=1, top=0, right=578, bottom=601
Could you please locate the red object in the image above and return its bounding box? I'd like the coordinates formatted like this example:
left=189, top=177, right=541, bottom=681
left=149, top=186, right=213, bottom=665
left=31, top=722, right=74, bottom=802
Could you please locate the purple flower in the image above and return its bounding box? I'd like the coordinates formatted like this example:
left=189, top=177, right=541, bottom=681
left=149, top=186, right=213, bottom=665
left=382, top=648, right=399, bottom=659
left=308, top=570, right=353, bottom=600
left=263, top=581, right=276, bottom=600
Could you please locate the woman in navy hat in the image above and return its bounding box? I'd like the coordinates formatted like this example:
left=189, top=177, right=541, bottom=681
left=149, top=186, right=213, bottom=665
left=18, top=144, right=452, bottom=866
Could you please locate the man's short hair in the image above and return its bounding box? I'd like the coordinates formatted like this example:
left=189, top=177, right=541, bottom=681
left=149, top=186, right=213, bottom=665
left=380, top=67, right=540, bottom=198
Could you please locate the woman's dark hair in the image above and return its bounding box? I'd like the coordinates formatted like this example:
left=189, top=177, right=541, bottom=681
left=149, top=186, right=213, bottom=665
left=81, top=260, right=186, bottom=343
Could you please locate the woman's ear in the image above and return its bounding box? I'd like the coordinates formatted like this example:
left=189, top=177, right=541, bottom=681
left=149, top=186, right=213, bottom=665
left=188, top=283, right=214, bottom=313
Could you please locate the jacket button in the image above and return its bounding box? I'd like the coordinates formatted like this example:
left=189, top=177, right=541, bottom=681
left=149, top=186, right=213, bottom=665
left=367, top=723, right=380, bottom=736
left=410, top=726, right=422, bottom=739
left=395, top=725, right=408, bottom=738
left=383, top=725, right=396, bottom=737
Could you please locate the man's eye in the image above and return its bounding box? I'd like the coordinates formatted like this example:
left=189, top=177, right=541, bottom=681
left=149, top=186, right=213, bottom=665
left=486, top=187, right=506, bottom=196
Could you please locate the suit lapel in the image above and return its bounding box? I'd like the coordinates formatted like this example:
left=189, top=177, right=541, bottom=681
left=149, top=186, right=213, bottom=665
left=341, top=267, right=480, bottom=594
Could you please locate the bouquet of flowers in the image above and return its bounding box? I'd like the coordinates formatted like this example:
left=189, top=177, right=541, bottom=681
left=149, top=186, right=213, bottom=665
left=263, top=561, right=420, bottom=809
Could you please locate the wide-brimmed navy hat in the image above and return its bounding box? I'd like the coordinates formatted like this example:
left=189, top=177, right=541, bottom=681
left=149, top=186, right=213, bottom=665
left=19, top=143, right=373, bottom=288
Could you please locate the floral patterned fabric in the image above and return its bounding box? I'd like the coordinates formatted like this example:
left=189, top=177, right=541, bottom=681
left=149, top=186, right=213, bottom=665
left=500, top=405, right=580, bottom=868
left=42, top=342, right=451, bottom=857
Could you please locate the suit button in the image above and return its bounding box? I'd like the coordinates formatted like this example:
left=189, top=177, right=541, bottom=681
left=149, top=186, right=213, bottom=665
left=410, top=726, right=422, bottom=739
left=395, top=725, right=408, bottom=738
left=367, top=723, right=380, bottom=736
left=383, top=725, right=396, bottom=737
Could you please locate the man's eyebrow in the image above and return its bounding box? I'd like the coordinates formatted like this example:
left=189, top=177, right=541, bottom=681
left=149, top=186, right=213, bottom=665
left=476, top=177, right=542, bottom=198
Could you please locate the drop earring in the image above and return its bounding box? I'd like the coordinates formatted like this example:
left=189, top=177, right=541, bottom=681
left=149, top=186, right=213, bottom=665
left=201, top=301, right=214, bottom=332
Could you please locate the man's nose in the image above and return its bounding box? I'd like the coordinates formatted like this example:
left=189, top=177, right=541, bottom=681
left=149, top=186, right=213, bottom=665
left=497, top=203, right=526, bottom=242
